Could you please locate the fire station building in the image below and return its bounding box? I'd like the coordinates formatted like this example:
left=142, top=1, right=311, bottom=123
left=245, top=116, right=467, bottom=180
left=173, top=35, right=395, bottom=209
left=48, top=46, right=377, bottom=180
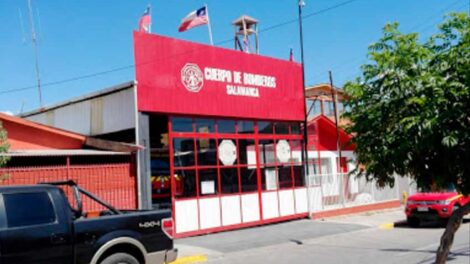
left=21, top=31, right=414, bottom=237
left=22, top=32, right=312, bottom=237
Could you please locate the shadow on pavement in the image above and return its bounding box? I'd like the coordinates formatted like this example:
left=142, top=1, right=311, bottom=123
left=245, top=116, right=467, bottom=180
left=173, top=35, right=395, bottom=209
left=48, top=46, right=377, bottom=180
left=380, top=248, right=469, bottom=257
left=394, top=218, right=470, bottom=229
left=380, top=246, right=469, bottom=264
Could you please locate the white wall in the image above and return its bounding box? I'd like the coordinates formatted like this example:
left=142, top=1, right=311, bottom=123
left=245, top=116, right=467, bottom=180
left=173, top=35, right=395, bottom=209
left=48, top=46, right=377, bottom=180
left=24, top=88, right=136, bottom=136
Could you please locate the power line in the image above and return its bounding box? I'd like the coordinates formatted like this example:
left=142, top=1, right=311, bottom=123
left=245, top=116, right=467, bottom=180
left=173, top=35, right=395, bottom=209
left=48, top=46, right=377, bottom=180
left=417, top=2, right=468, bottom=34
left=0, top=0, right=361, bottom=96
left=27, top=0, right=43, bottom=107
left=311, top=0, right=466, bottom=85
left=408, top=0, right=463, bottom=32
left=261, top=0, right=360, bottom=33
left=0, top=64, right=135, bottom=95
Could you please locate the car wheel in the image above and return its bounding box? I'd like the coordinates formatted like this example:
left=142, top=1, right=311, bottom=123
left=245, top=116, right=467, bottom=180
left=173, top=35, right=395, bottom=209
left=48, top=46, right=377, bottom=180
left=407, top=217, right=420, bottom=228
left=100, top=253, right=140, bottom=264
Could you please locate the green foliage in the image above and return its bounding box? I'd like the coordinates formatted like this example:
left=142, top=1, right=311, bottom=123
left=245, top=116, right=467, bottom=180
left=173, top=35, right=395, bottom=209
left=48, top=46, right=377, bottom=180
left=0, top=121, right=10, bottom=167
left=343, top=13, right=470, bottom=194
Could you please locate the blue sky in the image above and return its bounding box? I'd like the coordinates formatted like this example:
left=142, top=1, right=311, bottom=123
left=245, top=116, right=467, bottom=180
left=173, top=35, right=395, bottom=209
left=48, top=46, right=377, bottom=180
left=0, top=0, right=468, bottom=113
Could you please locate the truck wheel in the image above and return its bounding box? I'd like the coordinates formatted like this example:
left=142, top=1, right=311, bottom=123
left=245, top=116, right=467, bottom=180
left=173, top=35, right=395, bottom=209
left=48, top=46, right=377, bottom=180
left=407, top=217, right=420, bottom=228
left=100, top=253, right=140, bottom=264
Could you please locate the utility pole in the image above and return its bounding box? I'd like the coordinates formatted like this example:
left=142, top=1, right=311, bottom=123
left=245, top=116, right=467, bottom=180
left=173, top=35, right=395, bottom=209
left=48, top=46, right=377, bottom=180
left=27, top=0, right=43, bottom=108
left=328, top=71, right=342, bottom=167
left=298, top=0, right=312, bottom=216
left=329, top=71, right=345, bottom=205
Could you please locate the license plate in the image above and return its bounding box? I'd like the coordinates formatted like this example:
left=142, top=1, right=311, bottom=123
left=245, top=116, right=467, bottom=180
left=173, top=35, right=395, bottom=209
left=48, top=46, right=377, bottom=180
left=417, top=207, right=429, bottom=212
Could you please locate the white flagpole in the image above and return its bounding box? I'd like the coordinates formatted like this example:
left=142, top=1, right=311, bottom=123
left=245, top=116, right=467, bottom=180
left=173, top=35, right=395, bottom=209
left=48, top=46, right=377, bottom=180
left=148, top=4, right=152, bottom=33
left=205, top=4, right=214, bottom=45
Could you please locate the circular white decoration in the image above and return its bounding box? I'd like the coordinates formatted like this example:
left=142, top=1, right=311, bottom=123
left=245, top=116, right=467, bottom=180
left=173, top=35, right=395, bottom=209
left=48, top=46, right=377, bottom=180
left=276, top=140, right=291, bottom=163
left=181, top=63, right=204, bottom=92
left=218, top=140, right=237, bottom=166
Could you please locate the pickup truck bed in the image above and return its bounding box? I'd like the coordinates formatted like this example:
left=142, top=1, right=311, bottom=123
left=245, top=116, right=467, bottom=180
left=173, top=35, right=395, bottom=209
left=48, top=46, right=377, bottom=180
left=0, top=183, right=177, bottom=264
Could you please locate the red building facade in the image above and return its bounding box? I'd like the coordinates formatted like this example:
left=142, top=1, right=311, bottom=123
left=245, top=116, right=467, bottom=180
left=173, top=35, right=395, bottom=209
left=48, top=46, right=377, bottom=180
left=304, top=85, right=401, bottom=218
left=134, top=33, right=309, bottom=237
left=0, top=113, right=137, bottom=212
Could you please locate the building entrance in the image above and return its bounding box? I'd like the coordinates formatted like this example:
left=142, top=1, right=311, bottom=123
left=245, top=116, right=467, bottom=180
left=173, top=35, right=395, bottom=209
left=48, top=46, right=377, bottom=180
left=149, top=115, right=171, bottom=209
left=166, top=116, right=309, bottom=237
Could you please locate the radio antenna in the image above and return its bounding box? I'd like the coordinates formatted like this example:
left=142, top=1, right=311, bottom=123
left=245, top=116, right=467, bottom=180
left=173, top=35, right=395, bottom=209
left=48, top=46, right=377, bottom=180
left=27, top=0, right=43, bottom=108
left=35, top=7, right=43, bottom=41
left=19, top=101, right=26, bottom=115
left=18, top=8, right=27, bottom=44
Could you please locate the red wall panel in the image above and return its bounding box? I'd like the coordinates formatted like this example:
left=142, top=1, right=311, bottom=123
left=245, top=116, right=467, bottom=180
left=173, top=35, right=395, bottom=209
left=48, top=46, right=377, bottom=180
left=134, top=32, right=305, bottom=121
left=0, top=164, right=136, bottom=212
left=3, top=121, right=84, bottom=150
left=308, top=116, right=355, bottom=151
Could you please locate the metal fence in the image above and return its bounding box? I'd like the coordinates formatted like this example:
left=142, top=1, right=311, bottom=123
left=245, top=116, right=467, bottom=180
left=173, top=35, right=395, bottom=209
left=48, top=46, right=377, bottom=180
left=0, top=163, right=137, bottom=212
left=308, top=173, right=400, bottom=212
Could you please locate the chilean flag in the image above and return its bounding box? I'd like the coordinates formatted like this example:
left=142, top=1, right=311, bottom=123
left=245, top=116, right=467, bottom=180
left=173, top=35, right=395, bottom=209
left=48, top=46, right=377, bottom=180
left=139, top=6, right=151, bottom=33
left=178, top=6, right=208, bottom=32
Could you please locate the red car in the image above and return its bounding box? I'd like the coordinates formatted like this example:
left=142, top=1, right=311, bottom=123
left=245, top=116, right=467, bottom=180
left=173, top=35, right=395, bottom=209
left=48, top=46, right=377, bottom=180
left=405, top=191, right=470, bottom=227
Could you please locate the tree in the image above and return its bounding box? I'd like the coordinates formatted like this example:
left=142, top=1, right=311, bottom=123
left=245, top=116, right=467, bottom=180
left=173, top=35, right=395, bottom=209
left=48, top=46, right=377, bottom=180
left=0, top=121, right=9, bottom=167
left=343, top=13, right=469, bottom=264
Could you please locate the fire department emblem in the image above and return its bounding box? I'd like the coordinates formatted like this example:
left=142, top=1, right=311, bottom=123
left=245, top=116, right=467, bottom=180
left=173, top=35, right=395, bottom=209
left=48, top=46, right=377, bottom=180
left=181, top=63, right=204, bottom=92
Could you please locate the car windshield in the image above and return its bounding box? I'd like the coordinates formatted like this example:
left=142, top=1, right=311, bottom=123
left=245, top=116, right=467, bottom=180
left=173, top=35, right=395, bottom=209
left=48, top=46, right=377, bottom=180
left=444, top=184, right=456, bottom=192
left=418, top=183, right=457, bottom=193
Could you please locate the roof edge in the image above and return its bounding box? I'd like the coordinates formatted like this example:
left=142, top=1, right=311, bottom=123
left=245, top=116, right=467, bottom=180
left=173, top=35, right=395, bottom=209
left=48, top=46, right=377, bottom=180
left=0, top=113, right=86, bottom=142
left=20, top=80, right=136, bottom=117
left=0, top=149, right=130, bottom=157
left=308, top=115, right=350, bottom=135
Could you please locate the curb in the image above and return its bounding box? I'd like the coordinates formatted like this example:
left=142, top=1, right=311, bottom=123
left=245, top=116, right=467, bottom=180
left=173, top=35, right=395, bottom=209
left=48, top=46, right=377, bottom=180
left=378, top=222, right=394, bottom=229
left=379, top=220, right=408, bottom=229
left=169, top=254, right=208, bottom=264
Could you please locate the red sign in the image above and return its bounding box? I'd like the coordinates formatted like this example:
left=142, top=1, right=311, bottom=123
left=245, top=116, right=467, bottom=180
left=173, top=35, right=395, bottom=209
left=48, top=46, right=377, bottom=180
left=134, top=32, right=305, bottom=121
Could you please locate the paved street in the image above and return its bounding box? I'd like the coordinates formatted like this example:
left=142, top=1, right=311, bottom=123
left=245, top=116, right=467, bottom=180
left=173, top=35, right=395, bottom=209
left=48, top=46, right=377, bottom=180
left=174, top=209, right=470, bottom=264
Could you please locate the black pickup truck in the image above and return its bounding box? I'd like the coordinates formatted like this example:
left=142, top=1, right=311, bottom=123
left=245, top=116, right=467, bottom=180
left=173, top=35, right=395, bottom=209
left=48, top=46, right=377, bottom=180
left=0, top=181, right=177, bottom=264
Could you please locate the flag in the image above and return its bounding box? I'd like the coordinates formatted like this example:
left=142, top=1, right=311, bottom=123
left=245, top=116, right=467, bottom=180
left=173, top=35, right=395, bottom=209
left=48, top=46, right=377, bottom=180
left=178, top=6, right=208, bottom=32
left=139, top=6, right=151, bottom=33
left=289, top=48, right=294, bottom=62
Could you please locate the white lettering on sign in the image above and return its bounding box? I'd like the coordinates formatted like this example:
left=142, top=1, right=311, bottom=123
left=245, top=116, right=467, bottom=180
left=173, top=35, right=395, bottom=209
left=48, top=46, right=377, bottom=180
left=233, top=71, right=242, bottom=84
left=204, top=67, right=232, bottom=83
left=227, top=85, right=260, bottom=98
left=243, top=73, right=276, bottom=88
left=182, top=63, right=278, bottom=98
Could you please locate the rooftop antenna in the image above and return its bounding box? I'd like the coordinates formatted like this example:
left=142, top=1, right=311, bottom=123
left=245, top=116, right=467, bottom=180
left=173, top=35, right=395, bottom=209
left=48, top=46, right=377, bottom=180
left=35, top=7, right=43, bottom=41
left=18, top=8, right=27, bottom=44
left=232, top=15, right=259, bottom=54
left=27, top=0, right=43, bottom=108
left=19, top=101, right=26, bottom=115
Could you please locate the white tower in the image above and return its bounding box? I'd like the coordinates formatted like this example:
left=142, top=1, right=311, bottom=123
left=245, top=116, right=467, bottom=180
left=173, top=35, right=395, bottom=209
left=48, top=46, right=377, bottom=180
left=232, top=15, right=259, bottom=54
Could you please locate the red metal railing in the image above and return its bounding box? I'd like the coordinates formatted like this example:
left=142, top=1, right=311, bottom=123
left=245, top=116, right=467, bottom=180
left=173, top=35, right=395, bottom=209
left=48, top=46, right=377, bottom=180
left=0, top=163, right=137, bottom=212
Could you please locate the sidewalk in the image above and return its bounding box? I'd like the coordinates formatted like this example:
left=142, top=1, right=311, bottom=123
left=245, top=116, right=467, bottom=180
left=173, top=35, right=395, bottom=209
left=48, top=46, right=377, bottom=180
left=318, top=207, right=406, bottom=228
left=172, top=208, right=406, bottom=263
